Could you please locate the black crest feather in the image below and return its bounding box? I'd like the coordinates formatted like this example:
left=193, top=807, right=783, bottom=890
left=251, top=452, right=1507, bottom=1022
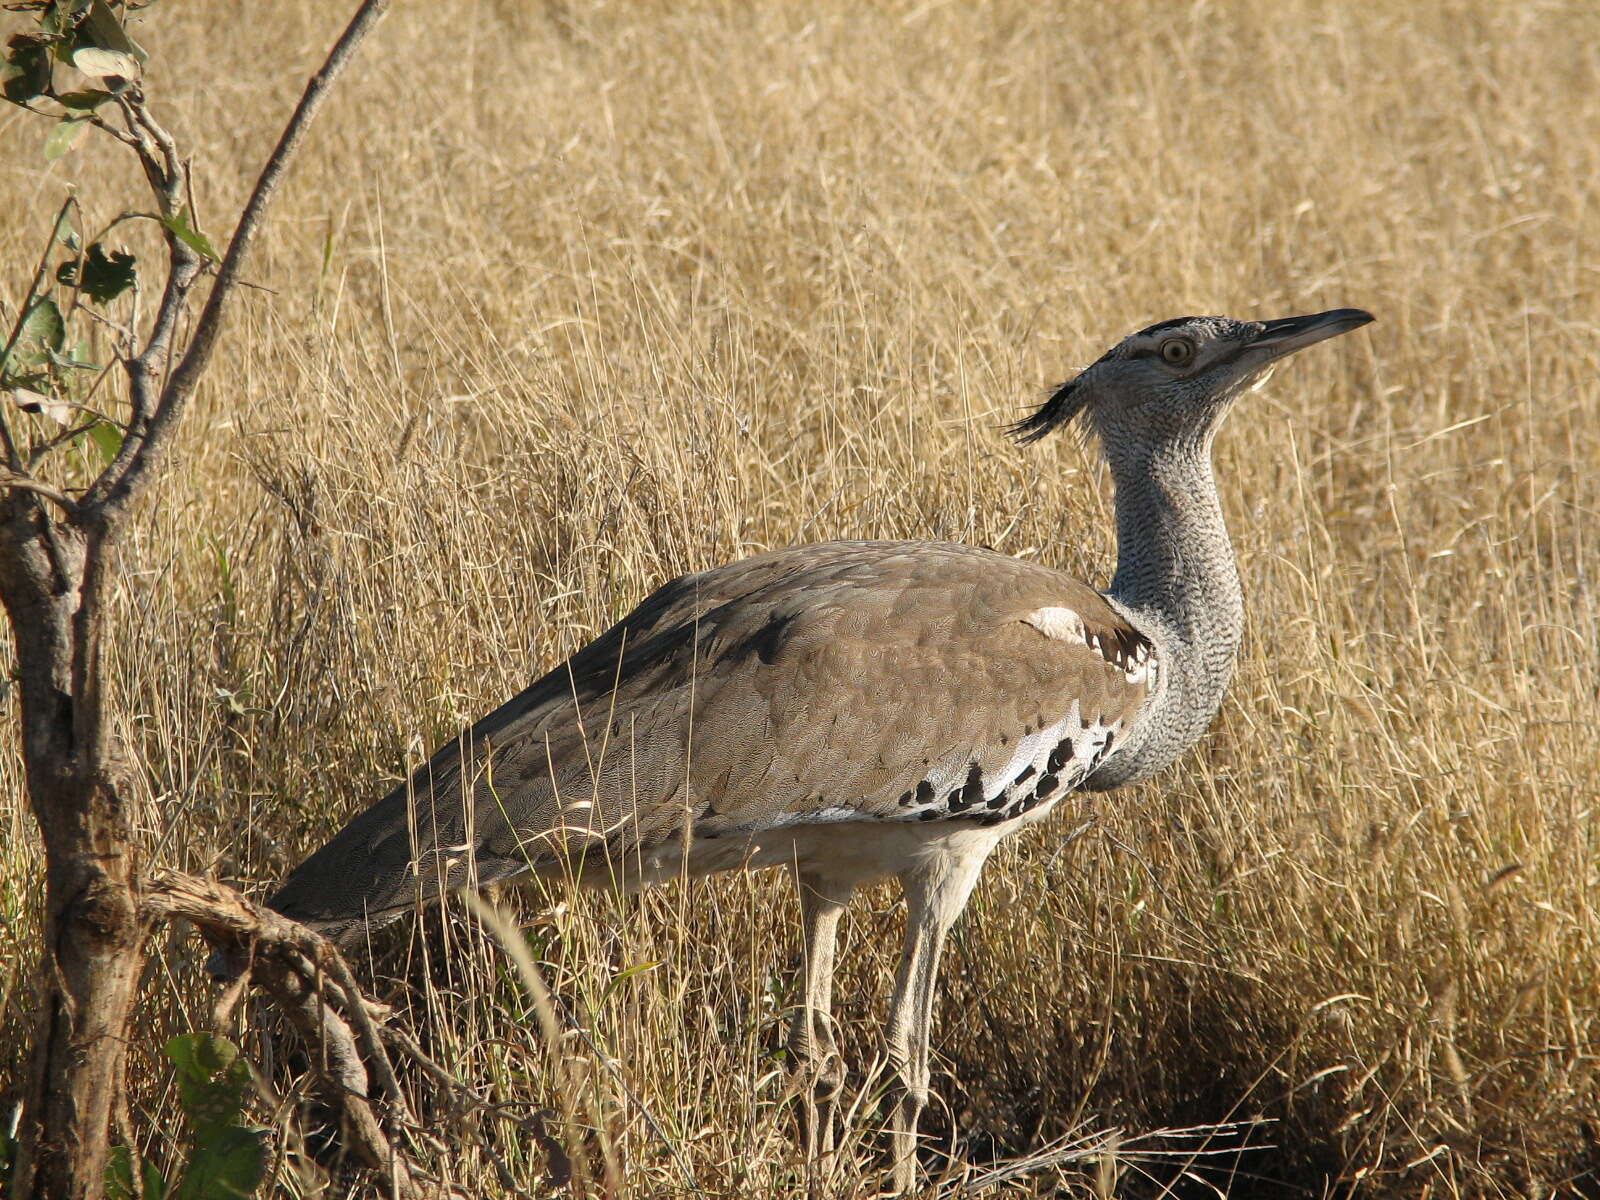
left=1008, top=376, right=1090, bottom=445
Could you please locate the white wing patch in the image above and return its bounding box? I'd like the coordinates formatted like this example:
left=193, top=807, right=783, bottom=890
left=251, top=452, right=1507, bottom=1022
left=1123, top=643, right=1154, bottom=685
left=1024, top=604, right=1155, bottom=686
left=759, top=805, right=865, bottom=829
left=1022, top=606, right=1087, bottom=645
left=996, top=705, right=1078, bottom=788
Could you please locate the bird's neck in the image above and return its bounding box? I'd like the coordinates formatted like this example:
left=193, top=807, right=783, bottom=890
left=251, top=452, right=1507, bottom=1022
left=1091, top=436, right=1245, bottom=788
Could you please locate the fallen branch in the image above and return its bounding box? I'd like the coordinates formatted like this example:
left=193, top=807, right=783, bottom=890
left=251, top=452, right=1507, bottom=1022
left=143, top=868, right=430, bottom=1198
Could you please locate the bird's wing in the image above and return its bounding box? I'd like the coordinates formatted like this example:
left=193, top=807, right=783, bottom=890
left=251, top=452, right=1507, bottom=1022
left=268, top=541, right=1155, bottom=936
left=688, top=543, right=1156, bottom=831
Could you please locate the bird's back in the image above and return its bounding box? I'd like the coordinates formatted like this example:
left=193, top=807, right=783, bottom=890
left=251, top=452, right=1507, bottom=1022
left=269, top=540, right=1156, bottom=941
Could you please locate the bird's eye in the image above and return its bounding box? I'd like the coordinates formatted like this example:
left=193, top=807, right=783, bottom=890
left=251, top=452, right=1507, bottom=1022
left=1159, top=338, right=1195, bottom=366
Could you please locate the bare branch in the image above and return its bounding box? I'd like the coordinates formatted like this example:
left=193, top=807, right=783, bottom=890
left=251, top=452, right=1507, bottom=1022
left=320, top=945, right=417, bottom=1127
left=116, top=248, right=202, bottom=432
left=82, top=110, right=140, bottom=151
left=111, top=91, right=178, bottom=203
left=255, top=966, right=422, bottom=1199
left=0, top=472, right=80, bottom=515
left=142, top=867, right=320, bottom=951
left=81, top=0, right=393, bottom=525
left=2, top=6, right=401, bottom=1194
left=126, top=95, right=185, bottom=207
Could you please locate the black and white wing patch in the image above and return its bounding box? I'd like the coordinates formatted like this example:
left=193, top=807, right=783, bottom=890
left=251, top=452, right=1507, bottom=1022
left=888, top=700, right=1127, bottom=828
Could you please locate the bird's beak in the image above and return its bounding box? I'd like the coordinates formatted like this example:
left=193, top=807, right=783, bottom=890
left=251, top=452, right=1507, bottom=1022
left=1248, top=308, right=1374, bottom=361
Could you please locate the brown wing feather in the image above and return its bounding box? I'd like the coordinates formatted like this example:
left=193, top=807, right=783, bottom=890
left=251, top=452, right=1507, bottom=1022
left=268, top=541, right=1153, bottom=936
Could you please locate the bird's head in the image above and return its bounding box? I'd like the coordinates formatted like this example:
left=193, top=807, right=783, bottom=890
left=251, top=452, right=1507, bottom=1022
left=1011, top=308, right=1373, bottom=457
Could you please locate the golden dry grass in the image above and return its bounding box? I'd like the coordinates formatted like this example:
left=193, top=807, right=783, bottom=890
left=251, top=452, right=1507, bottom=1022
left=3, top=1, right=1599, bottom=1195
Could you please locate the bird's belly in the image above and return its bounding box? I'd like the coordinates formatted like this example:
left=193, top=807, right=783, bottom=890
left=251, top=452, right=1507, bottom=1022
left=606, top=802, right=1064, bottom=893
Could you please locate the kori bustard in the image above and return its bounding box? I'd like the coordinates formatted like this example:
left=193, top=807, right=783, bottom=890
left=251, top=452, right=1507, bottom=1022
left=271, top=308, right=1373, bottom=1189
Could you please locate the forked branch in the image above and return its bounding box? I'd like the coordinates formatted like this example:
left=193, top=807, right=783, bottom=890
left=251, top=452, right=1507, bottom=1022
left=81, top=0, right=393, bottom=525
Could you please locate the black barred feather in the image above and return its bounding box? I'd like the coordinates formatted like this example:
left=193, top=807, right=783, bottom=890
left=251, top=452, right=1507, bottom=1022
left=1008, top=376, right=1090, bottom=444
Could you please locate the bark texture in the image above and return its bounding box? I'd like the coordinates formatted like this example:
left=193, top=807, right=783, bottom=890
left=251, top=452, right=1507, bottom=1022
left=1, top=506, right=148, bottom=1199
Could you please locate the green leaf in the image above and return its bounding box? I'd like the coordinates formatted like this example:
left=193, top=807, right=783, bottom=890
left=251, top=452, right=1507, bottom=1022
left=70, top=45, right=139, bottom=87
left=2, top=35, right=52, bottom=105
left=143, top=1158, right=169, bottom=1200
left=602, top=959, right=662, bottom=1005
left=213, top=540, right=236, bottom=615
left=0, top=372, right=48, bottom=396
left=57, top=242, right=137, bottom=304
left=21, top=297, right=66, bottom=356
left=161, top=207, right=221, bottom=263
left=80, top=0, right=148, bottom=64
left=51, top=337, right=99, bottom=371
left=174, top=1126, right=267, bottom=1200
left=42, top=0, right=93, bottom=40
left=87, top=418, right=123, bottom=466
left=44, top=114, right=90, bottom=160
left=24, top=297, right=66, bottom=352
left=107, top=1145, right=164, bottom=1200
left=105, top=1145, right=135, bottom=1200
left=3, top=298, right=67, bottom=378
left=58, top=88, right=113, bottom=109
left=165, top=1034, right=251, bottom=1136
left=55, top=208, right=81, bottom=251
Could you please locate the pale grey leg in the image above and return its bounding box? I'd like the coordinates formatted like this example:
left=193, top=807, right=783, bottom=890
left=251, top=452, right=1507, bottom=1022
left=790, top=870, right=853, bottom=1165
left=885, top=845, right=992, bottom=1193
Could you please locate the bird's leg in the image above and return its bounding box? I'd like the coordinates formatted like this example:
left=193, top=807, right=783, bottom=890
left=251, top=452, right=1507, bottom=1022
left=790, top=870, right=852, bottom=1166
left=884, top=848, right=990, bottom=1194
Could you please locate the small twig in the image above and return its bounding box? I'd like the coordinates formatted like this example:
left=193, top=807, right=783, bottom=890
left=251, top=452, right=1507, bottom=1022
left=109, top=92, right=162, bottom=182
left=88, top=209, right=164, bottom=242
left=71, top=300, right=135, bottom=344
left=209, top=948, right=253, bottom=1029
left=320, top=948, right=416, bottom=1127
left=82, top=110, right=140, bottom=150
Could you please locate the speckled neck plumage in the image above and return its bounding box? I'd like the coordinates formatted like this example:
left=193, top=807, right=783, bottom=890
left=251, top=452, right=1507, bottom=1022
left=1087, top=432, right=1244, bottom=789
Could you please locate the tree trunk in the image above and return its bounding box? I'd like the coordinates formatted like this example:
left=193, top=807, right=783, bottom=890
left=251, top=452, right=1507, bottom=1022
left=1, top=499, right=148, bottom=1200
left=0, top=8, right=389, bottom=1192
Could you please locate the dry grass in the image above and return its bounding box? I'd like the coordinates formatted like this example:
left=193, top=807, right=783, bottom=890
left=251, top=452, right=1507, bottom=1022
left=3, top=1, right=1599, bottom=1195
